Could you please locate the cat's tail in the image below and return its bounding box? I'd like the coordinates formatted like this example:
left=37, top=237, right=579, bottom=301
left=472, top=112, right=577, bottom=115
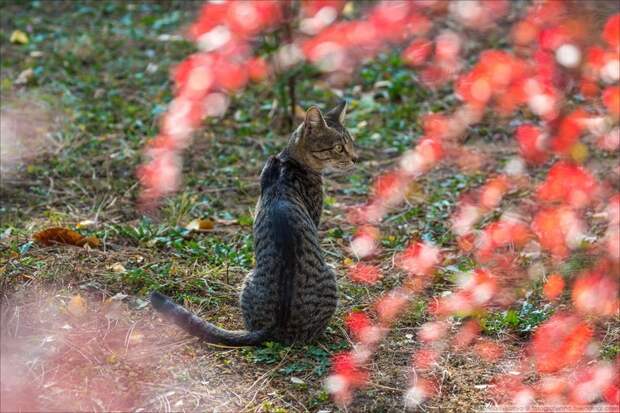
left=150, top=291, right=271, bottom=346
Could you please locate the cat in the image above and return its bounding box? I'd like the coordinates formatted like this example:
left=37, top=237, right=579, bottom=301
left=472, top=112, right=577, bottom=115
left=150, top=101, right=357, bottom=346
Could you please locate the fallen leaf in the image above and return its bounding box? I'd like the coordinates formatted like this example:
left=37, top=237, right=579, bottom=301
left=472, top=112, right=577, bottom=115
left=76, top=219, right=96, bottom=229
left=343, top=1, right=354, bottom=17
left=185, top=218, right=215, bottom=231
left=67, top=294, right=87, bottom=317
left=15, top=68, right=34, bottom=86
left=106, top=353, right=118, bottom=364
left=10, top=30, right=29, bottom=44
left=294, top=105, right=306, bottom=119
left=33, top=227, right=100, bottom=248
left=214, top=218, right=238, bottom=226
left=109, top=263, right=126, bottom=273
left=83, top=236, right=101, bottom=248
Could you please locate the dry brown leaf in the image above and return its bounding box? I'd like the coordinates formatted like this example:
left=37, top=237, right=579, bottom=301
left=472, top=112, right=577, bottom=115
left=294, top=104, right=306, bottom=119
left=405, top=182, right=426, bottom=203
left=67, top=294, right=87, bottom=317
left=185, top=218, right=215, bottom=232
left=33, top=227, right=100, bottom=248
left=83, top=236, right=101, bottom=248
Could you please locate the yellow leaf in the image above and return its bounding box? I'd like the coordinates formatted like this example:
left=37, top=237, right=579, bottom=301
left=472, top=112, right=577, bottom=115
left=570, top=142, right=589, bottom=163
left=67, top=294, right=87, bottom=317
left=343, top=2, right=355, bottom=17
left=106, top=353, right=118, bottom=364
left=185, top=218, right=215, bottom=232
left=342, top=257, right=354, bottom=267
left=109, top=263, right=126, bottom=273
left=10, top=30, right=29, bottom=45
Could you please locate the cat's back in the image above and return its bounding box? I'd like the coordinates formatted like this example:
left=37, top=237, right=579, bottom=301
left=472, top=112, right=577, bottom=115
left=255, top=155, right=321, bottom=227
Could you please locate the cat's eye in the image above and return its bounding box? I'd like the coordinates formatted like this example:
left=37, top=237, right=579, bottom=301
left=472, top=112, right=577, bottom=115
left=334, top=144, right=344, bottom=153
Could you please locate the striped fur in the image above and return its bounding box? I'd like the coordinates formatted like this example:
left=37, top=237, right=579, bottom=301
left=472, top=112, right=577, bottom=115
left=150, top=103, right=356, bottom=346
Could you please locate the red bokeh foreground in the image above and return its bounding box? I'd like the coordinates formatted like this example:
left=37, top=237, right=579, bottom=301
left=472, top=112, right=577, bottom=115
left=137, top=0, right=620, bottom=409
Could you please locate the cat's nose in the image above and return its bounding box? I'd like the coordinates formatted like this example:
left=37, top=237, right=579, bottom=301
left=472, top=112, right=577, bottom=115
left=352, top=152, right=360, bottom=163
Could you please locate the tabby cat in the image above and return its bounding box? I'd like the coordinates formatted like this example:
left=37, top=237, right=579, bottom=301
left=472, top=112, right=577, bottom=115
left=150, top=101, right=357, bottom=346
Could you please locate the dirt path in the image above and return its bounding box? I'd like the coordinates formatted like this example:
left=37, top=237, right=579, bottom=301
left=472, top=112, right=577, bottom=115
left=2, top=287, right=299, bottom=412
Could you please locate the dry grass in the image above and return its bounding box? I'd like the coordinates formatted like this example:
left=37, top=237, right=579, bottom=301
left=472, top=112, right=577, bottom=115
left=2, top=2, right=619, bottom=412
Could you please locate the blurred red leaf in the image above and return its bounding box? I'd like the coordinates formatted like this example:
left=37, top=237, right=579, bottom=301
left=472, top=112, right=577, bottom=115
left=516, top=124, right=548, bottom=164
left=602, top=13, right=620, bottom=50
left=474, top=339, right=504, bottom=361
left=572, top=271, right=619, bottom=317
left=375, top=290, right=409, bottom=324
left=532, top=206, right=583, bottom=258
left=331, top=351, right=368, bottom=386
left=412, top=349, right=439, bottom=371
left=531, top=313, right=592, bottom=373
left=301, top=0, right=345, bottom=17
left=512, top=19, right=539, bottom=46
left=345, top=311, right=372, bottom=342
left=550, top=109, right=588, bottom=155
left=188, top=2, right=229, bottom=40
left=480, top=176, right=509, bottom=210
left=347, top=263, right=381, bottom=285
left=543, top=273, right=565, bottom=300
left=418, top=321, right=447, bottom=343
left=247, top=57, right=269, bottom=81
left=403, top=39, right=433, bottom=67
left=537, top=161, right=598, bottom=209
left=603, top=86, right=620, bottom=119
left=453, top=320, right=480, bottom=349
left=213, top=57, right=248, bottom=91
left=396, top=241, right=441, bottom=277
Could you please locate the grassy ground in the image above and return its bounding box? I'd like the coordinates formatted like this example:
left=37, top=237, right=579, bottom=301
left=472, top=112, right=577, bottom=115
left=1, top=2, right=618, bottom=412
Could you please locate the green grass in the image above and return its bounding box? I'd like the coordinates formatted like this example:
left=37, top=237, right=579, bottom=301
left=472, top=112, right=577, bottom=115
left=2, top=2, right=618, bottom=412
left=480, top=299, right=553, bottom=337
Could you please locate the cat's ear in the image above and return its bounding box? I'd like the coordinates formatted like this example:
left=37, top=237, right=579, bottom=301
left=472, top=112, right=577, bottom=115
left=326, top=100, right=347, bottom=125
left=304, top=106, right=327, bottom=130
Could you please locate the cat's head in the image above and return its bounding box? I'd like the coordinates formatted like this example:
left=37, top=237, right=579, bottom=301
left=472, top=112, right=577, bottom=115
left=288, top=101, right=358, bottom=173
